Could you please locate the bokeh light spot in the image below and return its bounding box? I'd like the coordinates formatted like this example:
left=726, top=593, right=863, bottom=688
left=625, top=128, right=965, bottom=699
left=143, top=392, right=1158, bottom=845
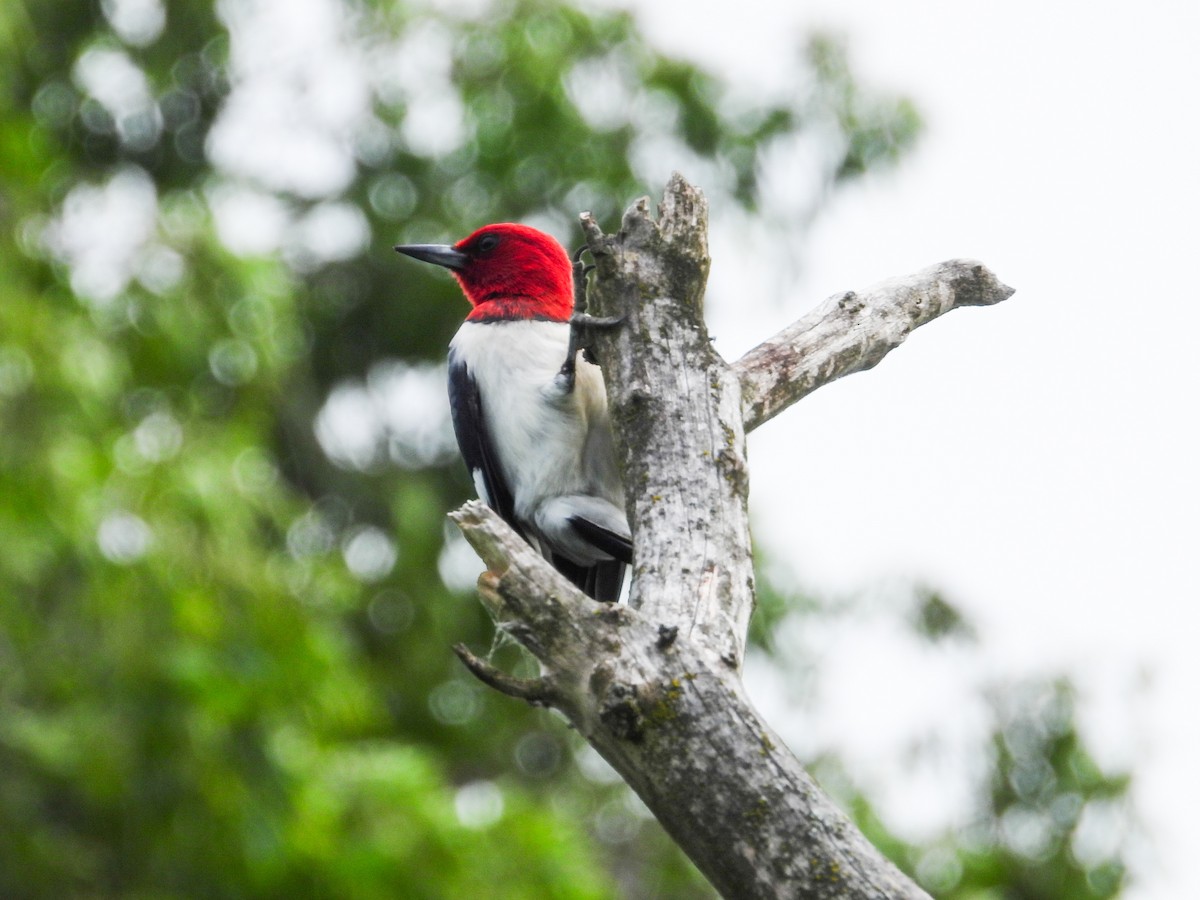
left=341, top=525, right=398, bottom=583
left=454, top=780, right=503, bottom=829
left=97, top=511, right=152, bottom=563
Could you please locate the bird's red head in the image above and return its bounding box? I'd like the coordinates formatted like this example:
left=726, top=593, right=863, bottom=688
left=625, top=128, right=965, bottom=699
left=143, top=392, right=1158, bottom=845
left=395, top=223, right=573, bottom=323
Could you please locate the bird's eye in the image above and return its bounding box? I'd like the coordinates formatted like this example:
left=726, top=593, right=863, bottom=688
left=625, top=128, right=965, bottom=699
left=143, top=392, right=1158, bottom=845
left=477, top=234, right=500, bottom=253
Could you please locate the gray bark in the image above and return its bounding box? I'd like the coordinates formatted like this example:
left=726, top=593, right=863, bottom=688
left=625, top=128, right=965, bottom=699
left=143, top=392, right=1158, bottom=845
left=451, top=173, right=1013, bottom=899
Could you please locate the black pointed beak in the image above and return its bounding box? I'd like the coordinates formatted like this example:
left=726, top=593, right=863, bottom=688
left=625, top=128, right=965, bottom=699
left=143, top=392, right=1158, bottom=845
left=393, top=243, right=469, bottom=271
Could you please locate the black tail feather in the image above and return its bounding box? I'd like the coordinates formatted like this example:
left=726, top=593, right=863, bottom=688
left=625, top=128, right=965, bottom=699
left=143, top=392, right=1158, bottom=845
left=550, top=554, right=625, bottom=604
left=567, top=517, right=633, bottom=565
left=589, top=560, right=625, bottom=604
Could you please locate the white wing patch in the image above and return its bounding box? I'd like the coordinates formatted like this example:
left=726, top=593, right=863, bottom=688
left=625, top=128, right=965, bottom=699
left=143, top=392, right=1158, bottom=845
left=471, top=468, right=491, bottom=505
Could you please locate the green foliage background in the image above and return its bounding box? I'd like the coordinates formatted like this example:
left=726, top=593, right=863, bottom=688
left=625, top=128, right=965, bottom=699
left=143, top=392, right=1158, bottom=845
left=0, top=1, right=1130, bottom=897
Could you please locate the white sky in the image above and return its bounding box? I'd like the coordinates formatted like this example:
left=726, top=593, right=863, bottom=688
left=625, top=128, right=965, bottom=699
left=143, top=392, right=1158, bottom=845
left=614, top=1, right=1199, bottom=896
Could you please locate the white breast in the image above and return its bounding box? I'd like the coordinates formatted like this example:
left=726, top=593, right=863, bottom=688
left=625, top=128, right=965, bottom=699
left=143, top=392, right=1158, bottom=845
left=449, top=320, right=622, bottom=526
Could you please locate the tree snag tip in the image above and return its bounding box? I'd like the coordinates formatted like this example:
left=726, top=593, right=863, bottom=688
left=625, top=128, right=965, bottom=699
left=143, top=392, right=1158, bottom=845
left=619, top=198, right=656, bottom=241
left=937, top=258, right=1015, bottom=306
left=449, top=501, right=515, bottom=574
left=447, top=499, right=486, bottom=526
left=659, top=173, right=708, bottom=242
left=666, top=170, right=691, bottom=192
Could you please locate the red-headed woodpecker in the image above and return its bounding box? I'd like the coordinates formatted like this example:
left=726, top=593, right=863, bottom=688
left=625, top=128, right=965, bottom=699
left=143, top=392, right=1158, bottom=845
left=395, top=224, right=631, bottom=602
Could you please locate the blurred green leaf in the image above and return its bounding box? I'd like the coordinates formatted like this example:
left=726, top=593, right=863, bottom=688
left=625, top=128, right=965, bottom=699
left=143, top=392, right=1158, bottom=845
left=10, top=1, right=1105, bottom=898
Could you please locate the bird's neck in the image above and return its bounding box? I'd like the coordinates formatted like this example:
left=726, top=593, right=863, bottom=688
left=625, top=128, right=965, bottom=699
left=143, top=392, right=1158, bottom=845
left=465, top=293, right=572, bottom=323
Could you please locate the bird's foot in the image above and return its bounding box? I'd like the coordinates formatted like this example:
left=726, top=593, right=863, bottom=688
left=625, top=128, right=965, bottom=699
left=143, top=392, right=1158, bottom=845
left=571, top=245, right=594, bottom=318
left=555, top=357, right=577, bottom=394
left=558, top=247, right=623, bottom=391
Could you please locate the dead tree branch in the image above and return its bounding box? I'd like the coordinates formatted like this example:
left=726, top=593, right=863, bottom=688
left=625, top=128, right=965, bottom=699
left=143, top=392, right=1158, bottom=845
left=735, top=260, right=1015, bottom=433
left=450, top=173, right=1013, bottom=899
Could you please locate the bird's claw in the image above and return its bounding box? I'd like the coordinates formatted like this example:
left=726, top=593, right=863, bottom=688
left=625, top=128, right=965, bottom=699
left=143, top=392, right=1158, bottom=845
left=560, top=249, right=622, bottom=391
left=571, top=251, right=592, bottom=319
left=555, top=360, right=577, bottom=395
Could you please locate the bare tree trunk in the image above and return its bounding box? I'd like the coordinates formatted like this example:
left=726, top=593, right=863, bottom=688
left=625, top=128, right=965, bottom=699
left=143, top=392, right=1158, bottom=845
left=453, top=174, right=1014, bottom=899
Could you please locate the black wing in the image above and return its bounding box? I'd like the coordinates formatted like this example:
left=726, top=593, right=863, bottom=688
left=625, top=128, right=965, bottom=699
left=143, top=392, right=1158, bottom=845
left=448, top=352, right=520, bottom=536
